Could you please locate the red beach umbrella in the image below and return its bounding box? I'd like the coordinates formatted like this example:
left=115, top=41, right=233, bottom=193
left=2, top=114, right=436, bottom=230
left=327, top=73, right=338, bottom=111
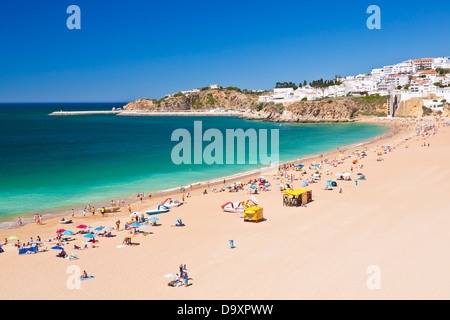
left=76, top=225, right=87, bottom=229
left=56, top=229, right=66, bottom=233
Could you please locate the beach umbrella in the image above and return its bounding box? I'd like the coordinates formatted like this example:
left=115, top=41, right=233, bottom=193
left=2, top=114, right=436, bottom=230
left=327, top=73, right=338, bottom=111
left=30, top=240, right=43, bottom=245
left=104, top=227, right=113, bottom=232
left=295, top=164, right=304, bottom=168
left=56, top=229, right=66, bottom=233
left=94, top=227, right=103, bottom=231
left=125, top=234, right=135, bottom=238
left=146, top=217, right=159, bottom=222
left=7, top=236, right=18, bottom=240
left=51, top=246, right=64, bottom=250
left=249, top=186, right=257, bottom=189
left=61, top=231, right=73, bottom=236
left=357, top=173, right=364, bottom=176
left=352, top=160, right=358, bottom=164
left=139, top=225, right=151, bottom=228
left=130, top=222, right=141, bottom=227
left=84, top=234, right=96, bottom=238
left=77, top=225, right=87, bottom=229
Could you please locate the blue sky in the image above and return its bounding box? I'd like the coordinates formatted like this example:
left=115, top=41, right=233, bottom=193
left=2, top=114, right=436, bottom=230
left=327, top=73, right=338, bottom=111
left=0, top=0, right=449, bottom=102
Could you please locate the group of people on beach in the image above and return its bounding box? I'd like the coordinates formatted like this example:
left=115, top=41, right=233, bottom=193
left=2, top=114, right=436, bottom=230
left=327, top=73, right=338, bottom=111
left=168, top=264, right=189, bottom=287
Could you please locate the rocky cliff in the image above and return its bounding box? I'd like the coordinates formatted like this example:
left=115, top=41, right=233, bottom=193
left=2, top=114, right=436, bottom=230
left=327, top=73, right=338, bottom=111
left=242, top=96, right=387, bottom=122
left=395, top=94, right=449, bottom=118
left=123, top=88, right=261, bottom=112
left=123, top=89, right=389, bottom=122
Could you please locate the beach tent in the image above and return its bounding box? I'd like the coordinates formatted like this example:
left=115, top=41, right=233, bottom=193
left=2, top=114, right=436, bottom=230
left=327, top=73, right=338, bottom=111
left=282, top=189, right=312, bottom=207
left=243, top=207, right=264, bottom=223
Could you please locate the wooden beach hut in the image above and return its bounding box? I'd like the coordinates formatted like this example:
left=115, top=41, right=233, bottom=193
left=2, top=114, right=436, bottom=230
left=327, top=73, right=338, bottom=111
left=243, top=207, right=264, bottom=223
left=282, top=189, right=312, bottom=207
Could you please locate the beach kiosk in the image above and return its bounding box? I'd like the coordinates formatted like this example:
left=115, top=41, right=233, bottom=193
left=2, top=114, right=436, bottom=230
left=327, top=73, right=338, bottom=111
left=282, top=189, right=312, bottom=207
left=243, top=206, right=264, bottom=223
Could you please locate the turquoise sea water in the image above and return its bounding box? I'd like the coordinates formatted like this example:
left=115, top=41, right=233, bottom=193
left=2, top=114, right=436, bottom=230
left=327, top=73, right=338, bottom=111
left=0, top=103, right=388, bottom=225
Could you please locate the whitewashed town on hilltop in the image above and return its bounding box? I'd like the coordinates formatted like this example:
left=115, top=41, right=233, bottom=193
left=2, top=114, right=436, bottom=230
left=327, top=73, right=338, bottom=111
left=259, top=57, right=450, bottom=112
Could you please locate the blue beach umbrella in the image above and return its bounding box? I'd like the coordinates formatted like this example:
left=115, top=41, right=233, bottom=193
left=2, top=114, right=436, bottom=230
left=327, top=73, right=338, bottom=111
left=104, top=227, right=113, bottom=232
left=84, top=234, right=96, bottom=238
left=130, top=222, right=141, bottom=227
left=146, top=217, right=159, bottom=222
left=51, top=246, right=64, bottom=250
left=61, top=231, right=73, bottom=236
left=94, top=227, right=103, bottom=231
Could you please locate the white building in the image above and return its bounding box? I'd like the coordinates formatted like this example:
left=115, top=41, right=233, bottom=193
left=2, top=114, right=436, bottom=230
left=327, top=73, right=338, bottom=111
left=432, top=57, right=450, bottom=69
left=410, top=58, right=434, bottom=70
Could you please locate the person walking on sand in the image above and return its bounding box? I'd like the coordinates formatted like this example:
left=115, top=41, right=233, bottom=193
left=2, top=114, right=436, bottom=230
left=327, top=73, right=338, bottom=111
left=116, top=220, right=120, bottom=231
left=17, top=217, right=22, bottom=227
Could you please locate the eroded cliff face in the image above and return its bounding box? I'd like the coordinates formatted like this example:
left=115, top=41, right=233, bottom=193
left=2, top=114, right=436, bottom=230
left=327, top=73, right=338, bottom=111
left=123, top=89, right=260, bottom=111
left=395, top=94, right=449, bottom=118
left=242, top=97, right=387, bottom=122
left=123, top=91, right=391, bottom=122
left=395, top=98, right=424, bottom=118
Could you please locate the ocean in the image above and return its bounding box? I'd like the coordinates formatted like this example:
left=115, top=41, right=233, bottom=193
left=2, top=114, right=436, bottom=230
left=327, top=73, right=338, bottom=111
left=0, top=103, right=388, bottom=227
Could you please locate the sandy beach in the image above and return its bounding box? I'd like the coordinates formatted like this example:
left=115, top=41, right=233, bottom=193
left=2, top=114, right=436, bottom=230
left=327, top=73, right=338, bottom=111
left=1, top=117, right=449, bottom=300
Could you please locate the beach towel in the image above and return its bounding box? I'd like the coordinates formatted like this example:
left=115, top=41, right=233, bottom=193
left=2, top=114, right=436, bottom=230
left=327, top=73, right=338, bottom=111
left=79, top=276, right=95, bottom=280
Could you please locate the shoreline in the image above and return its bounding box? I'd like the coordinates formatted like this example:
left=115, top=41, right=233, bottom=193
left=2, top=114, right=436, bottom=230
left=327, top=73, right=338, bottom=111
left=0, top=117, right=398, bottom=231
left=1, top=116, right=445, bottom=300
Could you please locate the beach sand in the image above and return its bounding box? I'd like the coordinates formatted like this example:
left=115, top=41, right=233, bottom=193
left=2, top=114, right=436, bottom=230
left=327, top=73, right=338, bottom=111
left=1, top=117, right=449, bottom=300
